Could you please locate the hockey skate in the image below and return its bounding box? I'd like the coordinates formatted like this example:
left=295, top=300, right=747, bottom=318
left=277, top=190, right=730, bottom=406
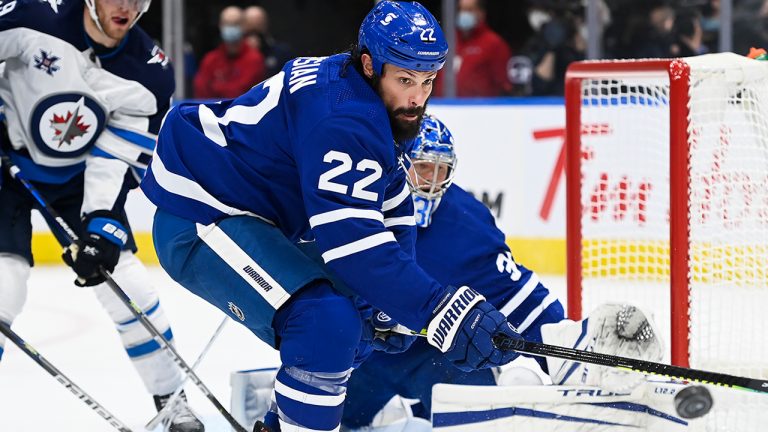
left=153, top=391, right=205, bottom=432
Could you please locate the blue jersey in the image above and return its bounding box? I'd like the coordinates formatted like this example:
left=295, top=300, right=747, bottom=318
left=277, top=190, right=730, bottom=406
left=415, top=185, right=561, bottom=334
left=141, top=54, right=444, bottom=331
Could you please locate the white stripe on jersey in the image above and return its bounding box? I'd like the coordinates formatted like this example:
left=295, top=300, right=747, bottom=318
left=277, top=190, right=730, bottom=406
left=516, top=292, right=559, bottom=334
left=274, top=378, right=345, bottom=407
left=195, top=222, right=291, bottom=309
left=321, top=232, right=396, bottom=263
left=151, top=153, right=257, bottom=217
left=383, top=215, right=416, bottom=227
left=382, top=183, right=410, bottom=212
left=498, top=273, right=541, bottom=317
left=309, top=208, right=383, bottom=228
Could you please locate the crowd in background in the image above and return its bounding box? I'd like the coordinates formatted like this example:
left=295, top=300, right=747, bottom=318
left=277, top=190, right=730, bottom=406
left=170, top=0, right=768, bottom=99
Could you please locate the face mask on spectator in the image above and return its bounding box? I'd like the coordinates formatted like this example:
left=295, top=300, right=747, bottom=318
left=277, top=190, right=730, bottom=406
left=220, top=25, right=242, bottom=43
left=528, top=9, right=551, bottom=32
left=456, top=11, right=477, bottom=31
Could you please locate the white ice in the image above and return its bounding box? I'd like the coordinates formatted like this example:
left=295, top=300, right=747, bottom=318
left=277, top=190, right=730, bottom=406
left=0, top=265, right=566, bottom=432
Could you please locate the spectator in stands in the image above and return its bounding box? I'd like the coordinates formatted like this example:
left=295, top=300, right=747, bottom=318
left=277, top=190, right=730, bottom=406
left=435, top=0, right=513, bottom=97
left=242, top=5, right=294, bottom=79
left=193, top=5, right=265, bottom=99
left=522, top=3, right=586, bottom=95
left=672, top=10, right=705, bottom=57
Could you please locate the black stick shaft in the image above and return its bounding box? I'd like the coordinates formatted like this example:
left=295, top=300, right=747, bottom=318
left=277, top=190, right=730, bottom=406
left=0, top=323, right=133, bottom=432
left=492, top=335, right=768, bottom=394
left=2, top=153, right=248, bottom=432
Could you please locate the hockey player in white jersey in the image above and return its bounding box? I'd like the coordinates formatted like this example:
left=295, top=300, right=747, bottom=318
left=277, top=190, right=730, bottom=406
left=0, top=1, right=203, bottom=430
left=334, top=115, right=666, bottom=431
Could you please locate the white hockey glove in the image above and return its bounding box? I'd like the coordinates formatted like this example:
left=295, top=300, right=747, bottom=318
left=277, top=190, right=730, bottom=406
left=543, top=303, right=664, bottom=393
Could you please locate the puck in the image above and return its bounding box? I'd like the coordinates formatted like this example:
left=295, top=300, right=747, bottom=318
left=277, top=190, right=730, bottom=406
left=674, top=385, right=713, bottom=419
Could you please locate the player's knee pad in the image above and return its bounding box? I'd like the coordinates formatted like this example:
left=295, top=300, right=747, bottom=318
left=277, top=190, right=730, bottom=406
left=92, top=251, right=180, bottom=394
left=92, top=251, right=159, bottom=321
left=275, top=282, right=363, bottom=371
left=271, top=283, right=362, bottom=430
left=0, top=253, right=31, bottom=324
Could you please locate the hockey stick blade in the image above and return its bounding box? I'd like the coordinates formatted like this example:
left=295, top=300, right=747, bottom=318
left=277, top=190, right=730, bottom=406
left=0, top=322, right=134, bottom=432
left=492, top=334, right=768, bottom=394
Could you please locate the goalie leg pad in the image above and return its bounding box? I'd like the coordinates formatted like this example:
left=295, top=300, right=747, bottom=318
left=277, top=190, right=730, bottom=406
left=231, top=368, right=278, bottom=431
left=0, top=253, right=31, bottom=360
left=92, top=251, right=181, bottom=395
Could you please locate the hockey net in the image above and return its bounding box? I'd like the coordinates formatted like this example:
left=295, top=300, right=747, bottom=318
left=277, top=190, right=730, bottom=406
left=565, top=53, right=768, bottom=382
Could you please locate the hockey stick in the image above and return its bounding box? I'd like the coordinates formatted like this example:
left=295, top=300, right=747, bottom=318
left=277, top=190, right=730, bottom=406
left=0, top=322, right=134, bottom=432
left=0, top=153, right=249, bottom=432
left=391, top=325, right=768, bottom=395
left=145, top=316, right=228, bottom=430
left=490, top=334, right=768, bottom=395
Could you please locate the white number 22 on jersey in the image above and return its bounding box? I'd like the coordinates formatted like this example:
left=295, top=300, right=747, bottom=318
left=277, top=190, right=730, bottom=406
left=318, top=150, right=382, bottom=201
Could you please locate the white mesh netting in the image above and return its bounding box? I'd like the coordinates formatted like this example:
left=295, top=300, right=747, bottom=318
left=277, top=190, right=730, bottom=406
left=572, top=53, right=768, bottom=430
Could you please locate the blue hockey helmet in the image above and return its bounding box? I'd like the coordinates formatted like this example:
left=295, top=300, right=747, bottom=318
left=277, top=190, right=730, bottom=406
left=358, top=1, right=449, bottom=76
left=406, top=114, right=457, bottom=200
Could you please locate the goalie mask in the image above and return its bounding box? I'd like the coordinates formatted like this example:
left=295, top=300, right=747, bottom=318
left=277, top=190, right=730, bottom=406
left=85, top=0, right=152, bottom=35
left=404, top=114, right=457, bottom=227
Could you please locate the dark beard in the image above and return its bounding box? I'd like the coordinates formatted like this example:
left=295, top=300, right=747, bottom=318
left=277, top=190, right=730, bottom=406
left=371, top=73, right=429, bottom=142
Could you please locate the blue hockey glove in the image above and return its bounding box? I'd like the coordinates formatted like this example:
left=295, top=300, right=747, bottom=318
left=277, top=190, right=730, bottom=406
left=369, top=310, right=417, bottom=354
left=62, top=211, right=126, bottom=287
left=426, top=285, right=523, bottom=372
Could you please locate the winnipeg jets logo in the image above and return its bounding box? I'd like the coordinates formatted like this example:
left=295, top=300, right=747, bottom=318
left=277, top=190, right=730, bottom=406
left=147, top=45, right=169, bottom=67
left=31, top=94, right=106, bottom=158
left=82, top=245, right=98, bottom=257
left=33, top=50, right=60, bottom=76
left=49, top=98, right=91, bottom=147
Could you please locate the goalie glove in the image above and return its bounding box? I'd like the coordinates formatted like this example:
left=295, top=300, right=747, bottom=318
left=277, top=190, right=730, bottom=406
left=426, top=285, right=523, bottom=371
left=62, top=211, right=126, bottom=287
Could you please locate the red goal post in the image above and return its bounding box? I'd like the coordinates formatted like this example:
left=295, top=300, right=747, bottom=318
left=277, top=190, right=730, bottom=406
left=564, top=53, right=768, bottom=378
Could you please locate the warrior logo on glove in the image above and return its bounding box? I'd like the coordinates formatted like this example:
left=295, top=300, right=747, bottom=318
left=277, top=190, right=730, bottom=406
left=428, top=286, right=484, bottom=350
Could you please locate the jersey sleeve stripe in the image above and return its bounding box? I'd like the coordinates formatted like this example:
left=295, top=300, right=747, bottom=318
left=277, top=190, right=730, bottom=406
left=498, top=273, right=541, bottom=317
left=383, top=215, right=416, bottom=227
left=274, top=378, right=346, bottom=407
left=321, top=231, right=396, bottom=263
left=382, top=183, right=410, bottom=212
left=195, top=222, right=292, bottom=309
left=150, top=153, right=252, bottom=217
left=515, top=292, right=559, bottom=334
left=308, top=208, right=383, bottom=228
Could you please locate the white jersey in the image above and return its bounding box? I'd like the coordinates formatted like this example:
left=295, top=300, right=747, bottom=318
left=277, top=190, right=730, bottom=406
left=0, top=27, right=155, bottom=168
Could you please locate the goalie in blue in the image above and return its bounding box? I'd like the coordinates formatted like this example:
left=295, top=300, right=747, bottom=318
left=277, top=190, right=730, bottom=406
left=340, top=114, right=567, bottom=430
left=142, top=2, right=524, bottom=431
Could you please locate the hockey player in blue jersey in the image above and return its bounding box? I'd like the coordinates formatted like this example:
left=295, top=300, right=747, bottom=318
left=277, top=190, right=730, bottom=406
left=338, top=114, right=565, bottom=430
left=0, top=1, right=203, bottom=430
left=142, top=1, right=526, bottom=431
left=339, top=116, right=665, bottom=431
